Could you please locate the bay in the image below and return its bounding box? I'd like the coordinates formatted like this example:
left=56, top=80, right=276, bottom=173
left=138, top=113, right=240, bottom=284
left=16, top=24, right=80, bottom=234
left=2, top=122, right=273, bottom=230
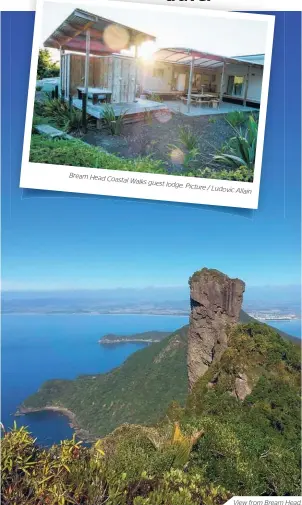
left=1, top=314, right=188, bottom=445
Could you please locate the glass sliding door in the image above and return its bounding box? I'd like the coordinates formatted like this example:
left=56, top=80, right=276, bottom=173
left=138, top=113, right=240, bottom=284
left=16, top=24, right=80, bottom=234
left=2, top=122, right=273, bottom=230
left=227, top=75, right=244, bottom=96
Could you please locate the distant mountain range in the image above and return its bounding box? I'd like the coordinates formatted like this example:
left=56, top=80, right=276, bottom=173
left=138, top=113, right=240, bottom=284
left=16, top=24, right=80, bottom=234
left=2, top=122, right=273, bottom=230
left=3, top=284, right=300, bottom=316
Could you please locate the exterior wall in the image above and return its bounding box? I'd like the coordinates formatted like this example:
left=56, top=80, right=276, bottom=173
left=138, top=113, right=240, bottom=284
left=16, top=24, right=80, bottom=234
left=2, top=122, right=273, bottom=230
left=111, top=56, right=136, bottom=103
left=246, top=67, right=263, bottom=102
left=140, top=61, right=174, bottom=92
left=64, top=54, right=263, bottom=104
left=139, top=61, right=219, bottom=93
left=66, top=54, right=136, bottom=103
left=222, top=63, right=263, bottom=103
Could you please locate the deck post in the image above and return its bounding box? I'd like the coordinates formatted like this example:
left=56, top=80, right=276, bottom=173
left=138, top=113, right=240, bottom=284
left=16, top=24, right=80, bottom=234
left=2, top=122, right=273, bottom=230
left=219, top=62, right=226, bottom=105
left=82, top=92, right=87, bottom=133
left=243, top=65, right=251, bottom=107
left=60, top=48, right=65, bottom=103
left=84, top=29, right=91, bottom=93
left=82, top=29, right=91, bottom=133
left=187, top=54, right=195, bottom=114
left=59, top=47, right=62, bottom=98
left=133, top=44, right=138, bottom=101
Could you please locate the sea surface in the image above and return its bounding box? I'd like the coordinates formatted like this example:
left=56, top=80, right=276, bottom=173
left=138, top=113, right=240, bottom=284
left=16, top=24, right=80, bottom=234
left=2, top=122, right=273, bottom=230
left=264, top=318, right=301, bottom=338
left=1, top=314, right=300, bottom=446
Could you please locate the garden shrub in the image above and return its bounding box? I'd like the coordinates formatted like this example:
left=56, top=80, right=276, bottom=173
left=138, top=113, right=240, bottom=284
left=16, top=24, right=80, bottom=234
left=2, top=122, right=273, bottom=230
left=34, top=98, right=84, bottom=133
left=29, top=135, right=168, bottom=174
left=101, top=104, right=128, bottom=135
left=225, top=110, right=247, bottom=127
left=213, top=115, right=258, bottom=171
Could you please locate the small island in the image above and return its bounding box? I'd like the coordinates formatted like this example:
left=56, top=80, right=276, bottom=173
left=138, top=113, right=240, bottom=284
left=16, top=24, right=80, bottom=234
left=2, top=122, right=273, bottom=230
left=98, top=330, right=171, bottom=344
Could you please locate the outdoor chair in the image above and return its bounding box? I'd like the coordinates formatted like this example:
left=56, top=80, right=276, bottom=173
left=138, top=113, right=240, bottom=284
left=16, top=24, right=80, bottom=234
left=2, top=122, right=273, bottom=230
left=198, top=100, right=211, bottom=107
left=97, top=94, right=107, bottom=104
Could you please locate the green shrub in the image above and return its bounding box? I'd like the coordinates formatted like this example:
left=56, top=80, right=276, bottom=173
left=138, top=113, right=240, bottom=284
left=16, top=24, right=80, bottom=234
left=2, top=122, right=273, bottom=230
left=0, top=425, right=230, bottom=505
left=214, top=115, right=258, bottom=171
left=29, top=135, right=168, bottom=174
left=225, top=110, right=247, bottom=127
left=196, top=166, right=253, bottom=182
left=149, top=93, right=163, bottom=103
left=37, top=98, right=84, bottom=133
left=179, top=126, right=200, bottom=151
left=102, top=104, right=128, bottom=135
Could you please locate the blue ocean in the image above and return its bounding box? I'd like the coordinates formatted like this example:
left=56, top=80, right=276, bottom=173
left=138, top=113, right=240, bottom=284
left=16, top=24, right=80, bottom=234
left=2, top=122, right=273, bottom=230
left=1, top=314, right=300, bottom=446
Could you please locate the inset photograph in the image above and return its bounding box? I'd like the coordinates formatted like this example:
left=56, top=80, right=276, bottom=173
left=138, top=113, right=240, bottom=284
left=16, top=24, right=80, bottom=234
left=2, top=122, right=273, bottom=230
left=21, top=0, right=275, bottom=208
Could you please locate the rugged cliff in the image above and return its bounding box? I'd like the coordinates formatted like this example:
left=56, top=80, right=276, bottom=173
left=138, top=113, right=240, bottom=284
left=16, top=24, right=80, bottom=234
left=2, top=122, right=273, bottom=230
left=187, top=268, right=245, bottom=390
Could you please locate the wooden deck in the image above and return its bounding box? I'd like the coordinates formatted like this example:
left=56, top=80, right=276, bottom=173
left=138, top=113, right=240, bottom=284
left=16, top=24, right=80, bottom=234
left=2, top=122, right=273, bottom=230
left=163, top=100, right=258, bottom=117
left=72, top=97, right=168, bottom=119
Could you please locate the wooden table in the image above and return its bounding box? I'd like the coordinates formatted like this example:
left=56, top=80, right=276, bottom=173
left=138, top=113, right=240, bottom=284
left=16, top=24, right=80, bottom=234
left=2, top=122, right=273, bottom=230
left=191, top=93, right=217, bottom=100
left=77, top=87, right=112, bottom=105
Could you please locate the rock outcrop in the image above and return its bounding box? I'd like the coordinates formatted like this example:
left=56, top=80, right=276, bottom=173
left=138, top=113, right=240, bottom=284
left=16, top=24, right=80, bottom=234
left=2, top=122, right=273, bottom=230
left=232, top=373, right=252, bottom=400
left=187, top=268, right=245, bottom=390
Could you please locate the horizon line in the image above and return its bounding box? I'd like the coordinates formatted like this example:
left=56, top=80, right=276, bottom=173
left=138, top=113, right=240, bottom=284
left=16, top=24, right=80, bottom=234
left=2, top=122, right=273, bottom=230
left=2, top=283, right=301, bottom=293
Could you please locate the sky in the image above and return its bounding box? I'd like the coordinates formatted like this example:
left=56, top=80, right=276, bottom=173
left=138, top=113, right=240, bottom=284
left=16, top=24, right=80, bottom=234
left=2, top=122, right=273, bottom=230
left=1, top=11, right=301, bottom=293
left=41, top=0, right=271, bottom=57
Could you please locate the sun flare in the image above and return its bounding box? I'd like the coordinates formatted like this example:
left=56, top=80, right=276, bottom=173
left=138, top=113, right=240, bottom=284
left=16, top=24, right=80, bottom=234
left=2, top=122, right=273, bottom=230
left=138, top=40, right=158, bottom=61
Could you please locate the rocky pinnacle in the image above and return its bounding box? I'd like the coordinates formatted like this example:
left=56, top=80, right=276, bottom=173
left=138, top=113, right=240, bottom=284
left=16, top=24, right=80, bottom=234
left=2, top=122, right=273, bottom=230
left=187, top=268, right=245, bottom=390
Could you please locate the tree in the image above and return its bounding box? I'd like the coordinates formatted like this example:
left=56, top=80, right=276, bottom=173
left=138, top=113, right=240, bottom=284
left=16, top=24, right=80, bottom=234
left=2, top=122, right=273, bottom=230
left=37, top=48, right=59, bottom=79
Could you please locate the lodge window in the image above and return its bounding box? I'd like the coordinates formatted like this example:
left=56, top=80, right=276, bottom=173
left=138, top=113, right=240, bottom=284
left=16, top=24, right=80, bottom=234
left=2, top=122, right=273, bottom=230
left=227, top=75, right=244, bottom=96
left=153, top=68, right=164, bottom=79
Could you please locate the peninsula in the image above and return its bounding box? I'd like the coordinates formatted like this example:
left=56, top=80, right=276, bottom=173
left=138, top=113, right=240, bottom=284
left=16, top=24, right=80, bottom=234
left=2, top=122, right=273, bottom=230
left=19, top=268, right=301, bottom=496
left=98, top=330, right=171, bottom=344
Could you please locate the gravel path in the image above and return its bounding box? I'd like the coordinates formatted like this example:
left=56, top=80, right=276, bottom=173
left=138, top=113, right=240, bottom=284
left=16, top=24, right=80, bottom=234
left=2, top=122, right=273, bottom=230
left=82, top=111, right=237, bottom=172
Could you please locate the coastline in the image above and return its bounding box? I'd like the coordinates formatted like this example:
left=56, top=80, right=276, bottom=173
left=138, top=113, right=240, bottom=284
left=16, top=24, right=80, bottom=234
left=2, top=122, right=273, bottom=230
left=16, top=405, right=95, bottom=443
left=99, top=338, right=161, bottom=344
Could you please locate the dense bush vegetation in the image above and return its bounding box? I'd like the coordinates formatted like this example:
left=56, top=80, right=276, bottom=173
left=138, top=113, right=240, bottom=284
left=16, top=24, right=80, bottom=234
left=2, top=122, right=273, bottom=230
left=1, top=423, right=230, bottom=505
left=23, top=325, right=189, bottom=437
left=18, top=321, right=301, bottom=498
left=185, top=323, right=301, bottom=495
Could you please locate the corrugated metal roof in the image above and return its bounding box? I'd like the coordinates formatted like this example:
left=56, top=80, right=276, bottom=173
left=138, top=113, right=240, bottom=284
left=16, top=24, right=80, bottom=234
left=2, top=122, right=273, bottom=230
left=44, top=9, right=156, bottom=55
left=232, top=54, right=265, bottom=65
left=154, top=48, right=264, bottom=68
